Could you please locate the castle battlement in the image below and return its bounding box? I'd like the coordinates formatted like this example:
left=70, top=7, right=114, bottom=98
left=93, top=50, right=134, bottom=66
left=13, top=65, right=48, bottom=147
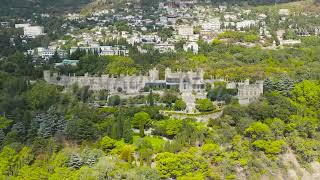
left=43, top=68, right=206, bottom=94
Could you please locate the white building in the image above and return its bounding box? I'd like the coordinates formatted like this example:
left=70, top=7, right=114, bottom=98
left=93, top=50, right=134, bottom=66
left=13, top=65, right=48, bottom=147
left=23, top=26, right=44, bottom=38
left=236, top=20, right=256, bottom=30
left=34, top=47, right=65, bottom=60
left=236, top=79, right=264, bottom=105
left=279, top=9, right=290, bottom=16
left=159, top=16, right=168, bottom=25
left=154, top=43, right=176, bottom=53
left=167, top=15, right=178, bottom=24
left=219, top=5, right=227, bottom=12
left=70, top=46, right=100, bottom=55
left=15, top=23, right=30, bottom=29
left=178, top=26, right=194, bottom=37
left=281, top=39, right=301, bottom=46
left=100, top=46, right=129, bottom=56
left=201, top=18, right=221, bottom=31
left=67, top=13, right=81, bottom=20
left=224, top=14, right=237, bottom=21
left=183, top=42, right=199, bottom=54
left=258, top=14, right=267, bottom=20
left=141, top=35, right=161, bottom=44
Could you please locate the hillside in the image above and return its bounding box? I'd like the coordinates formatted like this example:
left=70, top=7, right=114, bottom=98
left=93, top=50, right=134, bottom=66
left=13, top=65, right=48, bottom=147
left=0, top=0, right=92, bottom=16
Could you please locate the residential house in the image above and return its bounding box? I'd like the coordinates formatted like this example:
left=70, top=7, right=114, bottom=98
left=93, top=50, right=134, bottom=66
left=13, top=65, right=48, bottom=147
left=183, top=41, right=199, bottom=54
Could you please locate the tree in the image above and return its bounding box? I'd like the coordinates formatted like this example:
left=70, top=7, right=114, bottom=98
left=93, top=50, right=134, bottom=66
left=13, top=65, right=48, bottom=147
left=0, top=146, right=17, bottom=176
left=161, top=91, right=178, bottom=107
left=26, top=81, right=59, bottom=110
left=153, top=119, right=183, bottom=138
left=155, top=152, right=181, bottom=178
left=222, top=105, right=248, bottom=125
left=75, top=86, right=93, bottom=102
left=196, top=99, right=215, bottom=112
left=14, top=146, right=34, bottom=173
left=201, top=143, right=221, bottom=158
left=106, top=56, right=137, bottom=75
left=0, top=130, right=5, bottom=145
left=99, top=136, right=116, bottom=152
left=252, top=139, right=285, bottom=155
left=65, top=118, right=97, bottom=142
left=120, top=145, right=135, bottom=163
left=98, top=89, right=109, bottom=101
left=51, top=50, right=61, bottom=64
left=244, top=122, right=272, bottom=140
left=263, top=78, right=273, bottom=93
left=37, top=113, right=54, bottom=139
left=123, top=119, right=133, bottom=143
left=173, top=99, right=187, bottom=111
left=264, top=77, right=295, bottom=96
left=291, top=80, right=320, bottom=110
left=0, top=116, right=13, bottom=130
left=207, top=86, right=237, bottom=103
left=132, top=112, right=151, bottom=137
left=68, top=153, right=83, bottom=169
left=135, top=167, right=160, bottom=180
left=35, top=106, right=67, bottom=139
left=147, top=90, right=155, bottom=106
left=155, top=151, right=208, bottom=179
left=283, top=29, right=297, bottom=40
left=265, top=118, right=285, bottom=138
left=108, top=95, right=121, bottom=106
left=136, top=138, right=153, bottom=166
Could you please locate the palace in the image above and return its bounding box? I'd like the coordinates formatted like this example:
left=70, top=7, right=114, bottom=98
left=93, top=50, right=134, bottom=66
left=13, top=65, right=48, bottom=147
left=43, top=68, right=206, bottom=94
left=226, top=79, right=264, bottom=105
left=43, top=69, right=263, bottom=105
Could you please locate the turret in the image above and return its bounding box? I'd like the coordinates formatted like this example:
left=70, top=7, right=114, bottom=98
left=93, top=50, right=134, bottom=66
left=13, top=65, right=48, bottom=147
left=257, top=80, right=264, bottom=94
left=244, top=79, right=250, bottom=86
left=53, top=72, right=58, bottom=80
left=43, top=70, right=51, bottom=82
left=149, top=68, right=159, bottom=81
left=165, top=67, right=171, bottom=79
left=198, top=68, right=204, bottom=81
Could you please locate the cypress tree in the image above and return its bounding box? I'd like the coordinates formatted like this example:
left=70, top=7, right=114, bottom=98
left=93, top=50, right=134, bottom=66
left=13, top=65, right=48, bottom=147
left=123, top=118, right=133, bottom=143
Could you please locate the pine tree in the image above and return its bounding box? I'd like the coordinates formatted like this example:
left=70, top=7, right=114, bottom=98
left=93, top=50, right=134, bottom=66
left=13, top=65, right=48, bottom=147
left=263, top=78, right=274, bottom=93
left=52, top=50, right=61, bottom=63
left=37, top=106, right=67, bottom=138
left=279, top=76, right=294, bottom=96
left=0, top=129, right=5, bottom=144
left=81, top=148, right=103, bottom=167
left=38, top=113, right=55, bottom=138
left=68, top=153, right=83, bottom=169
left=29, top=114, right=43, bottom=139
left=86, top=155, right=96, bottom=167
left=55, top=114, right=67, bottom=133
left=147, top=90, right=155, bottom=106
left=11, top=122, right=25, bottom=136
left=123, top=119, right=133, bottom=143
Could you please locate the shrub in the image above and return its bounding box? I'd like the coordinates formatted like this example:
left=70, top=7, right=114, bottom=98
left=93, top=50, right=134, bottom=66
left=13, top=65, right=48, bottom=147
left=196, top=99, right=215, bottom=112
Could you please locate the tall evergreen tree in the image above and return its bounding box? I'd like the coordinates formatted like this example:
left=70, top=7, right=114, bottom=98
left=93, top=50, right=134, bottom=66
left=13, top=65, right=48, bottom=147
left=0, top=129, right=5, bottom=145
left=37, top=106, right=67, bottom=138
left=123, top=118, right=133, bottom=143
left=68, top=153, right=83, bottom=169
left=147, top=90, right=155, bottom=106
left=51, top=50, right=61, bottom=63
